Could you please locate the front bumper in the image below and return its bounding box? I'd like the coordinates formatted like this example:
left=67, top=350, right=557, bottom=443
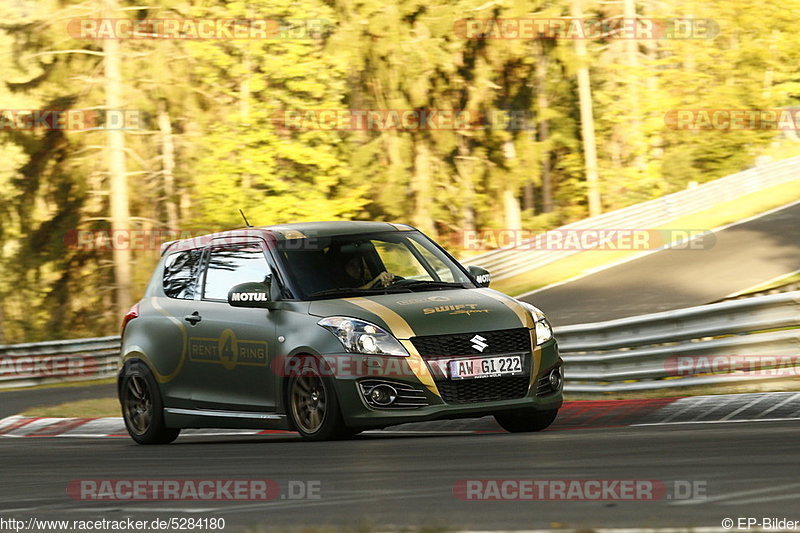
left=327, top=338, right=563, bottom=429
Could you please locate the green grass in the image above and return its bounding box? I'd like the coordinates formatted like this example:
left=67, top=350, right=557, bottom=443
left=492, top=179, right=800, bottom=296
left=728, top=269, right=800, bottom=297
left=20, top=397, right=120, bottom=418
left=0, top=377, right=115, bottom=393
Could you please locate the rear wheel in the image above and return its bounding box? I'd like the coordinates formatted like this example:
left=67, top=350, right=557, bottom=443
left=287, top=357, right=352, bottom=441
left=120, top=362, right=180, bottom=445
left=495, top=408, right=558, bottom=433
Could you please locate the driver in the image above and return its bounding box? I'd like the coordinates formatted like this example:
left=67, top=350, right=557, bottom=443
left=344, top=256, right=395, bottom=289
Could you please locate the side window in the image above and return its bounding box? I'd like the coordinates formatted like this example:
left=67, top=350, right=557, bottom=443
left=203, top=244, right=271, bottom=301
left=163, top=249, right=203, bottom=299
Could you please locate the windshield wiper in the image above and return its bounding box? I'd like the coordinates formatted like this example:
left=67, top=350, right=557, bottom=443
left=391, top=280, right=467, bottom=291
left=308, top=287, right=374, bottom=298
left=308, top=286, right=411, bottom=299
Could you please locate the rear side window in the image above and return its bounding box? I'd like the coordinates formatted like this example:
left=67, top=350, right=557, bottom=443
left=163, top=249, right=203, bottom=299
left=203, top=244, right=271, bottom=301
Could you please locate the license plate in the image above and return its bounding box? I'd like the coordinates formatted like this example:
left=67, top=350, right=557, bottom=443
left=449, top=355, right=523, bottom=380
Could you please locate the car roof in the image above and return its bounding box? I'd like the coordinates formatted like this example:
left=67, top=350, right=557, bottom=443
left=160, top=221, right=416, bottom=255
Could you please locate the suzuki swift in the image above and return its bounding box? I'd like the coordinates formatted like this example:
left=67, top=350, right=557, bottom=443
left=118, top=221, right=563, bottom=443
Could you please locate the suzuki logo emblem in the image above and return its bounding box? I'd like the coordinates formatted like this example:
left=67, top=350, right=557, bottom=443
left=470, top=334, right=488, bottom=352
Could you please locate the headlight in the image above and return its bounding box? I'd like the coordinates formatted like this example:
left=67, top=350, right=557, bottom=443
left=517, top=301, right=553, bottom=345
left=317, top=317, right=409, bottom=356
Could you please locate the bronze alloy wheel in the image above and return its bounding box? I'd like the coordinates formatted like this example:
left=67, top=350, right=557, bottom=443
left=290, top=371, right=328, bottom=434
left=123, top=374, right=153, bottom=435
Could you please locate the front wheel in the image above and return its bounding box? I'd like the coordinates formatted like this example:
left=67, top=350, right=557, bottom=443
left=287, top=357, right=353, bottom=441
left=120, top=362, right=180, bottom=445
left=495, top=408, right=559, bottom=433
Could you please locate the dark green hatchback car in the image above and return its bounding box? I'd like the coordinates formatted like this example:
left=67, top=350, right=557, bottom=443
left=118, top=222, right=563, bottom=443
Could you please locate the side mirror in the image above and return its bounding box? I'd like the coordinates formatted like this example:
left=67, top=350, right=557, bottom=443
left=467, top=265, right=491, bottom=287
left=228, top=280, right=272, bottom=308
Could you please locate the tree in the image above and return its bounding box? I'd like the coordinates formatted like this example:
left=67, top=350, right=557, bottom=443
left=571, top=0, right=602, bottom=217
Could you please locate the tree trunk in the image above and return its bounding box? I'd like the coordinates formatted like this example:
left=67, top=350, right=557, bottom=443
left=103, top=0, right=132, bottom=318
left=642, top=1, right=663, bottom=161
left=0, top=301, right=6, bottom=344
left=241, top=51, right=251, bottom=120
left=455, top=135, right=476, bottom=232
left=523, top=182, right=535, bottom=213
left=502, top=141, right=522, bottom=231
left=536, top=40, right=552, bottom=213
left=157, top=100, right=178, bottom=229
left=571, top=0, right=602, bottom=217
left=762, top=29, right=779, bottom=99
left=503, top=187, right=522, bottom=231
left=240, top=51, right=252, bottom=189
left=624, top=0, right=645, bottom=173
left=412, top=137, right=436, bottom=236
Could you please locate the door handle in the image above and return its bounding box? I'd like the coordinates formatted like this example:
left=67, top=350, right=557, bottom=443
left=184, top=311, right=202, bottom=325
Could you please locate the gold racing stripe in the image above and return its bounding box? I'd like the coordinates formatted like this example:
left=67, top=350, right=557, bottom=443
left=345, top=297, right=440, bottom=397
left=476, top=288, right=541, bottom=386
left=475, top=288, right=536, bottom=329
left=530, top=344, right=542, bottom=390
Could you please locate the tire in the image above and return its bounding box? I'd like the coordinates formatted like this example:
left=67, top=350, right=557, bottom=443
left=120, top=361, right=180, bottom=445
left=495, top=408, right=559, bottom=433
left=286, top=356, right=353, bottom=441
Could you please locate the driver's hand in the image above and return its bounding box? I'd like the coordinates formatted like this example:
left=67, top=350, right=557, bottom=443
left=376, top=271, right=394, bottom=287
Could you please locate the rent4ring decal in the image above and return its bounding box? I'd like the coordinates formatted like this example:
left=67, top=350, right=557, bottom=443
left=188, top=329, right=267, bottom=370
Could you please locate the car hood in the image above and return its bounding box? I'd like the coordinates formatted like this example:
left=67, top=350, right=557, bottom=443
left=307, top=287, right=533, bottom=339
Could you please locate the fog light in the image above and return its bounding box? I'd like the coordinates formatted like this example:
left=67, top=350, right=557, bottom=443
left=369, top=384, right=398, bottom=406
left=548, top=367, right=563, bottom=391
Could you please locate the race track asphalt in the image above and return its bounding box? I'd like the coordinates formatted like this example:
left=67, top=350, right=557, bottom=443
left=0, top=419, right=798, bottom=531
left=522, top=201, right=800, bottom=325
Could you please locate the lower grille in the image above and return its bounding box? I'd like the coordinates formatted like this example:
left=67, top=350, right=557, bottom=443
left=358, top=379, right=429, bottom=409
left=436, top=375, right=530, bottom=404
left=535, top=365, right=563, bottom=397
left=536, top=373, right=556, bottom=396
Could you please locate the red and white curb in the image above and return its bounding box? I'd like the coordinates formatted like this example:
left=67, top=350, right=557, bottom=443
left=1, top=392, right=798, bottom=438
left=0, top=416, right=293, bottom=438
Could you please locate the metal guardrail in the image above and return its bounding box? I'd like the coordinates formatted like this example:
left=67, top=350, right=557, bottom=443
left=464, top=156, right=800, bottom=280
left=0, top=336, right=120, bottom=390
left=555, top=291, right=800, bottom=392
left=0, top=292, right=797, bottom=392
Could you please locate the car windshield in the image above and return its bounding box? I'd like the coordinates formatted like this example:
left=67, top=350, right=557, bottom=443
left=274, top=231, right=475, bottom=300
